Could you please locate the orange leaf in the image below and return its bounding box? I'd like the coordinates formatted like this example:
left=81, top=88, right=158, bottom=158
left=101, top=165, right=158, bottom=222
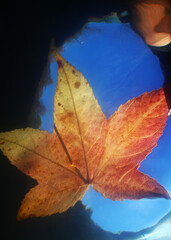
left=0, top=54, right=170, bottom=219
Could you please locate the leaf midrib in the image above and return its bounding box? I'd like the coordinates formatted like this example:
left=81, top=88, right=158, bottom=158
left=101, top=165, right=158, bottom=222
left=57, top=58, right=90, bottom=182
left=0, top=136, right=78, bottom=177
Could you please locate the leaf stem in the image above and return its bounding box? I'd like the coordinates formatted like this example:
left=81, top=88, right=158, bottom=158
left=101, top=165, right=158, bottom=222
left=53, top=124, right=89, bottom=184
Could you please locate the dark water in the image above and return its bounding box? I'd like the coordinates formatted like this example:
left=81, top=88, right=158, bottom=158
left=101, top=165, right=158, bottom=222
left=1, top=1, right=171, bottom=239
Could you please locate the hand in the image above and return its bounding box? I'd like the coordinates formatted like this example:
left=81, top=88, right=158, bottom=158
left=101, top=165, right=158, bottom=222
left=130, top=0, right=171, bottom=46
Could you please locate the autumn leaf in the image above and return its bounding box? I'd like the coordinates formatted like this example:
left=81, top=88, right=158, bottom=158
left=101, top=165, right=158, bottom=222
left=0, top=53, right=170, bottom=220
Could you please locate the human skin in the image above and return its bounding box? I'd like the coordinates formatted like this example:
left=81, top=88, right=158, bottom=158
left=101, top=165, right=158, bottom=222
left=130, top=0, right=171, bottom=46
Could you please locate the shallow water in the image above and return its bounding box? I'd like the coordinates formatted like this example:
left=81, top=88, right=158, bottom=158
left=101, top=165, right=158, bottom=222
left=39, top=13, right=171, bottom=237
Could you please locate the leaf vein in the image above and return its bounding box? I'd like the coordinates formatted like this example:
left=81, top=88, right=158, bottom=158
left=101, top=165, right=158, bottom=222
left=0, top=137, right=77, bottom=176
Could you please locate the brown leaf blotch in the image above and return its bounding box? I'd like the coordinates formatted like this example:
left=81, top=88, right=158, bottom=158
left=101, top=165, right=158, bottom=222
left=68, top=112, right=74, bottom=117
left=60, top=111, right=74, bottom=122
left=74, top=81, right=81, bottom=89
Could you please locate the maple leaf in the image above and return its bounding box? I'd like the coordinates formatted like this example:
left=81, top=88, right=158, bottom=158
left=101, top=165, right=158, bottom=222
left=0, top=53, right=170, bottom=220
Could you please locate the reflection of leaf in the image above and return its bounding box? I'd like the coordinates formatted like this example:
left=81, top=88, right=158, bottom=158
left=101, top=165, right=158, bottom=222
left=0, top=54, right=170, bottom=220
